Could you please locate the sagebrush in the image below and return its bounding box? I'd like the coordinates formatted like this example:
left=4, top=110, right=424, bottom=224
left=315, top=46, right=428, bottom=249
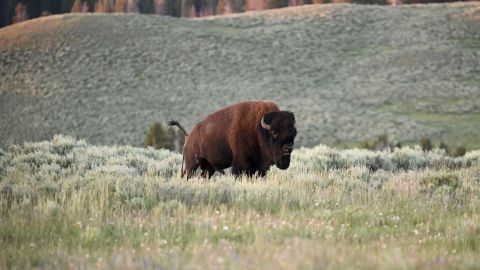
left=1, top=135, right=480, bottom=269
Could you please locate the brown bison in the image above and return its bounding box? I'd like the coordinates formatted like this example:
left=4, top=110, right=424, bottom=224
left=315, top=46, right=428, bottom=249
left=168, top=100, right=297, bottom=178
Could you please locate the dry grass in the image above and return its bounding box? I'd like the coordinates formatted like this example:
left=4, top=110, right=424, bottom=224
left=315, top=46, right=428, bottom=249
left=1, top=136, right=480, bottom=269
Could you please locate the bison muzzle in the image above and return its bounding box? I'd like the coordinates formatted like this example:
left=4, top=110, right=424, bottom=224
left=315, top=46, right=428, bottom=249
left=169, top=100, right=297, bottom=178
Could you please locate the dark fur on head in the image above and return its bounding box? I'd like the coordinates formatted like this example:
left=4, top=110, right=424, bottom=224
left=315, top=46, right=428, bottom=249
left=258, top=111, right=296, bottom=170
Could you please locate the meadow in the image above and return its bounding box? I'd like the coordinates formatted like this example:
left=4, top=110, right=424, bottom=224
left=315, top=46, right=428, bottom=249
left=1, top=135, right=480, bottom=269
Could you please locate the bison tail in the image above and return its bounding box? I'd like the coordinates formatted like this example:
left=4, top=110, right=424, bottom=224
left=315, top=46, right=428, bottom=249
left=168, top=120, right=189, bottom=137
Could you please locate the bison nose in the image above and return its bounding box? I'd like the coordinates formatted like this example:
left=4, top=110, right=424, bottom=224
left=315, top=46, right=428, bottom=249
left=282, top=143, right=294, bottom=156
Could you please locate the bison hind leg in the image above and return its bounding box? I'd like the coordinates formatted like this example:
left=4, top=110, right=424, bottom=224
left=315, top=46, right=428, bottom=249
left=200, top=159, right=215, bottom=179
left=185, top=158, right=200, bottom=180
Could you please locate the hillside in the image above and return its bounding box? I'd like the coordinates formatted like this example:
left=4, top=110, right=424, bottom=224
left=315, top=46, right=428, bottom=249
left=1, top=3, right=480, bottom=149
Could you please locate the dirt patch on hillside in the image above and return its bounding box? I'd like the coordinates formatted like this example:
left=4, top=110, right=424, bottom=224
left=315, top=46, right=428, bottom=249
left=0, top=15, right=83, bottom=50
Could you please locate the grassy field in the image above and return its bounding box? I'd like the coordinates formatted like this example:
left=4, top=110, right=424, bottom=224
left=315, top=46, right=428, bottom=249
left=1, top=135, right=480, bottom=269
left=1, top=3, right=480, bottom=149
left=380, top=95, right=480, bottom=150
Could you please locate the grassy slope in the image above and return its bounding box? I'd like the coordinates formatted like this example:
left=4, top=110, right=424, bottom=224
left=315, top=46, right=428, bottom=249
left=1, top=3, right=480, bottom=149
left=1, top=136, right=480, bottom=269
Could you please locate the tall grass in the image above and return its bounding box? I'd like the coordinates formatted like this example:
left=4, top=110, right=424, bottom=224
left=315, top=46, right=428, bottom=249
left=1, top=135, right=480, bottom=269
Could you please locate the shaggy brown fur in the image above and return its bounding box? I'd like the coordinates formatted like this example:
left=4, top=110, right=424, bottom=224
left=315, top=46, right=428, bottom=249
left=169, top=100, right=296, bottom=178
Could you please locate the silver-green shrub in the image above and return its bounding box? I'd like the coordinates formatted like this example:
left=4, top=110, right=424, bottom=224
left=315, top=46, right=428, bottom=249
left=290, top=145, right=479, bottom=173
left=1, top=135, right=479, bottom=212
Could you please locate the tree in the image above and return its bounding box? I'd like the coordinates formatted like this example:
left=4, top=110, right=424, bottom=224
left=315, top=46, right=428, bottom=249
left=85, top=0, right=97, bottom=11
left=125, top=0, right=139, bottom=12
left=269, top=0, right=289, bottom=8
left=95, top=0, right=114, bottom=12
left=245, top=0, right=268, bottom=11
left=115, top=0, right=127, bottom=12
left=452, top=146, right=466, bottom=157
left=360, top=134, right=390, bottom=150
left=1, top=0, right=16, bottom=27
left=81, top=1, right=89, bottom=11
left=439, top=141, right=449, bottom=154
left=13, top=3, right=28, bottom=24
left=288, top=0, right=307, bottom=5
left=420, top=137, right=432, bottom=152
left=23, top=0, right=42, bottom=18
left=144, top=122, right=175, bottom=150
left=216, top=0, right=225, bottom=14
left=193, top=0, right=201, bottom=16
left=209, top=0, right=217, bottom=15
left=62, top=0, right=75, bottom=12
left=229, top=0, right=245, bottom=12
left=154, top=0, right=165, bottom=14
left=163, top=0, right=182, bottom=16
left=71, top=0, right=82, bottom=12
left=138, top=0, right=155, bottom=13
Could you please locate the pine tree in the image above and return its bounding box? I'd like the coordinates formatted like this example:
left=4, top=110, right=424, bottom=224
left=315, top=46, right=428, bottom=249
left=216, top=0, right=224, bottom=14
left=154, top=0, right=164, bottom=14
left=71, top=0, right=82, bottom=12
left=62, top=0, right=75, bottom=12
left=209, top=0, right=217, bottom=15
left=81, top=2, right=89, bottom=11
left=127, top=0, right=139, bottom=12
left=1, top=0, right=16, bottom=27
left=269, top=0, right=289, bottom=8
left=144, top=122, right=175, bottom=150
left=85, top=0, right=96, bottom=11
left=420, top=137, right=432, bottom=152
left=163, top=0, right=182, bottom=16
left=115, top=0, right=127, bottom=12
left=138, top=0, right=155, bottom=13
left=192, top=0, right=202, bottom=16
left=245, top=0, right=268, bottom=11
left=229, top=0, right=245, bottom=13
left=95, top=0, right=114, bottom=12
left=13, top=3, right=29, bottom=24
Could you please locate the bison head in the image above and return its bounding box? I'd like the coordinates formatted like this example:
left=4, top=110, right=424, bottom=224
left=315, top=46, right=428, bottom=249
left=259, top=111, right=297, bottom=170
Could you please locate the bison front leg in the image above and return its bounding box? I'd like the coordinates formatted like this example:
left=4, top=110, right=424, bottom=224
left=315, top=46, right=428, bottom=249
left=231, top=157, right=255, bottom=177
left=199, top=159, right=216, bottom=178
left=201, top=166, right=216, bottom=178
left=257, top=163, right=273, bottom=177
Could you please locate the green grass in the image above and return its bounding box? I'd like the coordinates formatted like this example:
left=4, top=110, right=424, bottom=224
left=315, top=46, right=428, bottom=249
left=407, top=112, right=480, bottom=149
left=1, top=136, right=480, bottom=269
left=454, top=37, right=480, bottom=49
left=2, top=176, right=480, bottom=269
left=380, top=97, right=480, bottom=150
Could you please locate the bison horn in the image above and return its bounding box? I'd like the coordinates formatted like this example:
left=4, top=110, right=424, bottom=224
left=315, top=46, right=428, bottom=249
left=261, top=117, right=270, bottom=130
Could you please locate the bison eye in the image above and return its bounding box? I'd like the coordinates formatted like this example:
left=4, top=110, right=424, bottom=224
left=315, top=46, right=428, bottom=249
left=271, top=131, right=279, bottom=139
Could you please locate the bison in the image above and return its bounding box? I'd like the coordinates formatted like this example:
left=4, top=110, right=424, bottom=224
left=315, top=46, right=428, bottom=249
left=168, top=100, right=297, bottom=178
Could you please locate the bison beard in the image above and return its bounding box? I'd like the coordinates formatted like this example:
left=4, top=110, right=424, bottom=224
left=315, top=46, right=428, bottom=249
left=169, top=100, right=297, bottom=178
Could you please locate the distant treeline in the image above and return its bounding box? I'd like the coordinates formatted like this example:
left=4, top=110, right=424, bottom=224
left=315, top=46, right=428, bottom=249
left=1, top=0, right=474, bottom=28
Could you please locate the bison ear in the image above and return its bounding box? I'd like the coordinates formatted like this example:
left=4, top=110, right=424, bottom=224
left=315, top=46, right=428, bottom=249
left=262, top=112, right=277, bottom=127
